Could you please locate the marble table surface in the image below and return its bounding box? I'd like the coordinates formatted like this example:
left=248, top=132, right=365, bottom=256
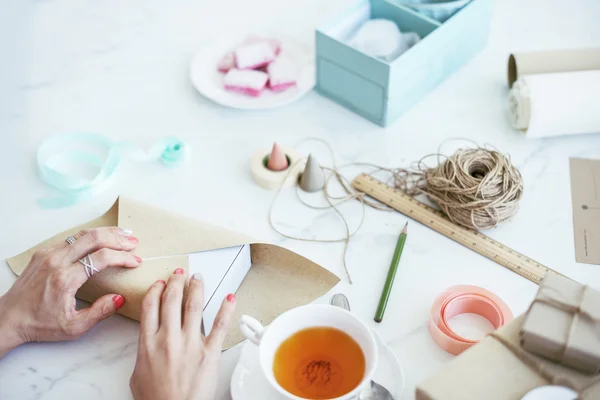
left=1, top=0, right=600, bottom=399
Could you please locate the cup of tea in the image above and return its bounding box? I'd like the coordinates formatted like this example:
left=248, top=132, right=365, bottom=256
left=238, top=304, right=378, bottom=400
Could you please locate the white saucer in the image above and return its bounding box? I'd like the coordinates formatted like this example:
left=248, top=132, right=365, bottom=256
left=520, top=385, right=578, bottom=400
left=230, top=329, right=405, bottom=400
left=189, top=32, right=315, bottom=110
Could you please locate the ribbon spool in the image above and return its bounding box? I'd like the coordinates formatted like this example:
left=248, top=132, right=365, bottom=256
left=428, top=285, right=513, bottom=355
left=250, top=146, right=301, bottom=190
left=37, top=132, right=188, bottom=209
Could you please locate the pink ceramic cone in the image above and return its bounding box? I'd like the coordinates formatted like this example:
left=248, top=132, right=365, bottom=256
left=266, top=143, right=289, bottom=171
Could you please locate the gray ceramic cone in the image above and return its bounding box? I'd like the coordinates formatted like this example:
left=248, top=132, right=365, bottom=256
left=299, top=154, right=325, bottom=192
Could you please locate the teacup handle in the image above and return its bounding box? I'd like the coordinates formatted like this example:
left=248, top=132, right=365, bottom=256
left=239, top=315, right=265, bottom=346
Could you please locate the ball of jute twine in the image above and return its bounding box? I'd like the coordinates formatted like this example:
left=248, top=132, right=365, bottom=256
left=269, top=139, right=524, bottom=283
left=394, top=148, right=524, bottom=230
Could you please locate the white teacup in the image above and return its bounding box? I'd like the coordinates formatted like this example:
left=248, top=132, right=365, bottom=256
left=238, top=304, right=378, bottom=400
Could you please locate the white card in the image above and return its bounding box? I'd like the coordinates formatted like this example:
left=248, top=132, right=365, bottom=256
left=188, top=245, right=252, bottom=334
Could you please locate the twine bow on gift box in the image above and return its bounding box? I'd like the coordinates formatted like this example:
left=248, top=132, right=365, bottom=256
left=485, top=276, right=600, bottom=398
left=520, top=275, right=600, bottom=373
left=529, top=284, right=600, bottom=360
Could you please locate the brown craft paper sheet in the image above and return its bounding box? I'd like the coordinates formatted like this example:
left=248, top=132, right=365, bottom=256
left=416, top=316, right=600, bottom=400
left=507, top=48, right=600, bottom=87
left=6, top=197, right=340, bottom=350
left=570, top=158, right=600, bottom=265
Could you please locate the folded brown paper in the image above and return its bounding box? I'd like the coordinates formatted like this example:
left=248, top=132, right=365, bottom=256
left=5, top=197, right=340, bottom=350
left=416, top=315, right=600, bottom=400
left=520, top=274, right=600, bottom=374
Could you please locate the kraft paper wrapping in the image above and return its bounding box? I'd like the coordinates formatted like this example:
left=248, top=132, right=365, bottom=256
left=520, top=274, right=600, bottom=374
left=415, top=316, right=600, bottom=400
left=508, top=70, right=600, bottom=138
left=5, top=197, right=340, bottom=350
left=507, top=48, right=600, bottom=88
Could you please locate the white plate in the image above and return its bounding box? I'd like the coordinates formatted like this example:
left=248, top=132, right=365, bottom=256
left=230, top=329, right=405, bottom=400
left=189, top=32, right=315, bottom=110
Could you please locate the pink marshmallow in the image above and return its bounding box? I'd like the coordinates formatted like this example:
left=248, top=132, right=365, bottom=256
left=235, top=42, right=276, bottom=70
left=223, top=69, right=269, bottom=97
left=267, top=56, right=298, bottom=92
left=217, top=36, right=282, bottom=73
left=217, top=52, right=235, bottom=73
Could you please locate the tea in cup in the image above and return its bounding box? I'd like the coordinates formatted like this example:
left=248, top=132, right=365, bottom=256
left=239, top=304, right=378, bottom=400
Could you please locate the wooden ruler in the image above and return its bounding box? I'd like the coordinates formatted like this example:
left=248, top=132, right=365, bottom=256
left=352, top=173, right=563, bottom=284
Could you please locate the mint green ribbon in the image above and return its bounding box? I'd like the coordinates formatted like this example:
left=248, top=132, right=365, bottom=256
left=37, top=132, right=187, bottom=209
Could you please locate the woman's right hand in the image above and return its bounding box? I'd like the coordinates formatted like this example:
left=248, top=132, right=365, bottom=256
left=130, top=269, right=236, bottom=400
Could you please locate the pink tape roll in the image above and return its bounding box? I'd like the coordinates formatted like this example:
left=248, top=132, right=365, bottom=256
left=428, top=285, right=513, bottom=355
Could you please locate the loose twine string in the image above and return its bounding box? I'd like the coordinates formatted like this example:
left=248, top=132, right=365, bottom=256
left=268, top=138, right=524, bottom=284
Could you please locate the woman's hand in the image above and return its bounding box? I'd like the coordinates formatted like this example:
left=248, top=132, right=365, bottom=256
left=0, top=227, right=141, bottom=358
left=130, top=269, right=236, bottom=400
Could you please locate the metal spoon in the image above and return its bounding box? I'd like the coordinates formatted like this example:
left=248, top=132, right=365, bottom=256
left=357, top=380, right=395, bottom=400
left=329, top=293, right=395, bottom=400
left=329, top=293, right=351, bottom=311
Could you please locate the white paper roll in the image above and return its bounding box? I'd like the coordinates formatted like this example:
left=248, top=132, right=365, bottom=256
left=250, top=147, right=302, bottom=190
left=508, top=70, right=600, bottom=138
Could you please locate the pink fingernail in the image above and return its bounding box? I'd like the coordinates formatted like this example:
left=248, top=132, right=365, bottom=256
left=157, top=280, right=166, bottom=284
left=227, top=293, right=236, bottom=303
left=128, top=236, right=139, bottom=244
left=112, top=295, right=125, bottom=309
left=174, top=268, right=184, bottom=275
left=134, top=255, right=142, bottom=263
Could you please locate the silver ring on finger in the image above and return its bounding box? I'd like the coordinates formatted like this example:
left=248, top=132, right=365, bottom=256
left=65, top=235, right=99, bottom=278
left=79, top=254, right=99, bottom=278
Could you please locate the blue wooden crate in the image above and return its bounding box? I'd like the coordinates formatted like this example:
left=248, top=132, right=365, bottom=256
left=315, top=0, right=493, bottom=127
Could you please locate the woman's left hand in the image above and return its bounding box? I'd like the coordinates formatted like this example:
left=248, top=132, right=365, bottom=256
left=0, top=227, right=142, bottom=358
left=129, top=269, right=236, bottom=400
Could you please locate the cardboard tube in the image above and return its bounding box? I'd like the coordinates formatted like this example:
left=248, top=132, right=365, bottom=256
left=508, top=48, right=600, bottom=88
left=428, top=285, right=513, bottom=355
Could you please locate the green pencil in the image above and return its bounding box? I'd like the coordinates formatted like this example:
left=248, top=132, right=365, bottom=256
left=374, top=222, right=408, bottom=323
